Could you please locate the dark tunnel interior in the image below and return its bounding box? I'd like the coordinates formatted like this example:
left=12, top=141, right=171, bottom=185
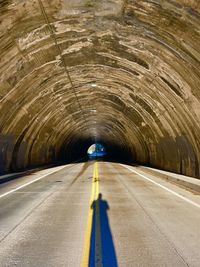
left=58, top=138, right=134, bottom=165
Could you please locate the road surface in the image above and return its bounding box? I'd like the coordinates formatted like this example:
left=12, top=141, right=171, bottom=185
left=0, top=161, right=200, bottom=267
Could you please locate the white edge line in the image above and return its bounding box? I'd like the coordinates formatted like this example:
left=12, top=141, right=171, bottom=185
left=121, top=164, right=200, bottom=209
left=0, top=165, right=67, bottom=199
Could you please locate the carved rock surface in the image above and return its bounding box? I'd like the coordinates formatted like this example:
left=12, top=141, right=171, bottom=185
left=0, top=0, right=200, bottom=177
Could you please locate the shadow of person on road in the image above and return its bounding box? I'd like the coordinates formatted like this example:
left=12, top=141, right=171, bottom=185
left=69, top=161, right=93, bottom=185
left=89, top=193, right=118, bottom=267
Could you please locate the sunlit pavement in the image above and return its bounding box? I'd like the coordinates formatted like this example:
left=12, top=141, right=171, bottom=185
left=0, top=162, right=200, bottom=267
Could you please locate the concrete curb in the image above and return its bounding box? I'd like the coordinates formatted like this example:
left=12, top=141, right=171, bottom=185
left=139, top=166, right=200, bottom=194
left=0, top=161, right=83, bottom=184
left=0, top=165, right=54, bottom=184
left=0, top=171, right=33, bottom=184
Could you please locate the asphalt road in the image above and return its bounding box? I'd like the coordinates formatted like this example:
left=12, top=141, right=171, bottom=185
left=0, top=161, right=200, bottom=267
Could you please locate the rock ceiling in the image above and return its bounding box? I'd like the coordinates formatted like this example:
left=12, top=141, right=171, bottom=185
left=0, top=0, right=200, bottom=177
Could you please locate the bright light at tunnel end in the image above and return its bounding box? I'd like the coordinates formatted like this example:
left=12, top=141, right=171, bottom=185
left=87, top=143, right=106, bottom=159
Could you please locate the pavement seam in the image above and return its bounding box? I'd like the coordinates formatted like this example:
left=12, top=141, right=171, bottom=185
left=0, top=165, right=85, bottom=244
left=0, top=165, right=67, bottom=199
left=0, top=190, right=56, bottom=244
left=122, top=165, right=200, bottom=209
left=111, top=163, right=190, bottom=267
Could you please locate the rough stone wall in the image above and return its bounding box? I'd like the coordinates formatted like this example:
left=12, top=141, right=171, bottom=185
left=0, top=0, right=200, bottom=177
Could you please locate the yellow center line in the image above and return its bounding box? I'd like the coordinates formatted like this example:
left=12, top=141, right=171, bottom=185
left=81, top=162, right=99, bottom=267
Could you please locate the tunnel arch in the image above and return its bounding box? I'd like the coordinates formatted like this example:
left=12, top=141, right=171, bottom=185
left=0, top=0, right=200, bottom=177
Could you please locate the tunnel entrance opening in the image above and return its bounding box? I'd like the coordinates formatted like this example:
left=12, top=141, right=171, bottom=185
left=58, top=136, right=136, bottom=166
left=87, top=143, right=107, bottom=160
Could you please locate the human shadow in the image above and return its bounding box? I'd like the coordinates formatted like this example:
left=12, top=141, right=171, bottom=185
left=69, top=161, right=93, bottom=186
left=89, top=193, right=118, bottom=267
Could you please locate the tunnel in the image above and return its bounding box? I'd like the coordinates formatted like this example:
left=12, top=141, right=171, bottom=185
left=0, top=0, right=200, bottom=178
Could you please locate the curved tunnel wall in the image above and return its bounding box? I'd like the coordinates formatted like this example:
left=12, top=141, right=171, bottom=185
left=0, top=0, right=200, bottom=177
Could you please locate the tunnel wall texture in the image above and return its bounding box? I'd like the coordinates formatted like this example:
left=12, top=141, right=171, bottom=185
left=0, top=0, right=200, bottom=177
